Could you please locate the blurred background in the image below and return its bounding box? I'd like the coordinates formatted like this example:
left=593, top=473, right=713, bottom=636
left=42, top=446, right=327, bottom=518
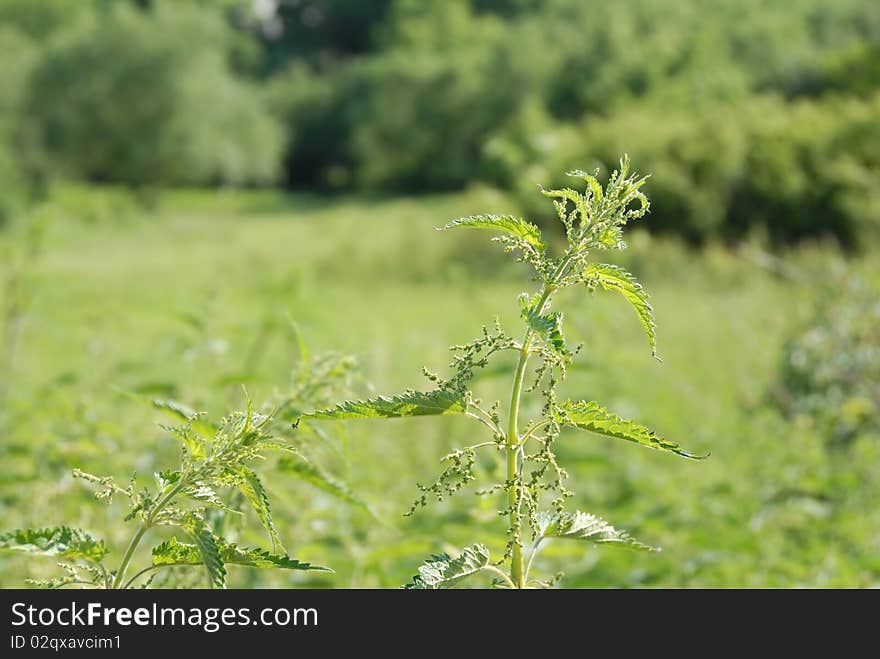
left=0, top=0, right=878, bottom=587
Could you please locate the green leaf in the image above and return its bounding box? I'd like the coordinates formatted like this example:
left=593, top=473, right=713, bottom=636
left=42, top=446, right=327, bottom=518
left=304, top=390, right=467, bottom=421
left=182, top=483, right=240, bottom=514
left=404, top=544, right=491, bottom=589
left=438, top=214, right=545, bottom=252
left=232, top=466, right=284, bottom=553
left=152, top=538, right=199, bottom=567
left=520, top=294, right=568, bottom=357
left=0, top=527, right=108, bottom=563
left=119, top=390, right=216, bottom=448
left=163, top=423, right=207, bottom=460
left=26, top=574, right=98, bottom=589
left=139, top=394, right=217, bottom=438
left=537, top=510, right=659, bottom=551
left=566, top=169, right=604, bottom=203
left=154, top=470, right=180, bottom=490
left=260, top=439, right=307, bottom=455
left=152, top=537, right=331, bottom=572
left=277, top=456, right=376, bottom=519
left=555, top=400, right=704, bottom=459
left=585, top=263, right=657, bottom=357
left=152, top=398, right=200, bottom=424
left=540, top=186, right=589, bottom=229
left=182, top=515, right=226, bottom=589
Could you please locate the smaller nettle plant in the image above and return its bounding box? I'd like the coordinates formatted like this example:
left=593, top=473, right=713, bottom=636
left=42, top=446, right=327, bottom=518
left=304, top=156, right=705, bottom=588
left=0, top=399, right=331, bottom=589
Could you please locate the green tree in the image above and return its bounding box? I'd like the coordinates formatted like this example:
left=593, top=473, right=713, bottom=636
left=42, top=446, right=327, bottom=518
left=27, top=1, right=282, bottom=187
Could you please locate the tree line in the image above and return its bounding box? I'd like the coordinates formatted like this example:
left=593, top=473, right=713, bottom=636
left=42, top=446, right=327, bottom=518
left=0, top=0, right=878, bottom=246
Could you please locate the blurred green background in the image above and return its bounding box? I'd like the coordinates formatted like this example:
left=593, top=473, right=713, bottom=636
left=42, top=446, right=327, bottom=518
left=0, top=0, right=878, bottom=588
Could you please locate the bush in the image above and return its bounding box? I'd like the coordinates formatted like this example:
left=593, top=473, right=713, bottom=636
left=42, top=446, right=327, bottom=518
left=774, top=274, right=880, bottom=445
left=494, top=92, right=880, bottom=247
left=273, top=0, right=535, bottom=191
left=0, top=27, right=39, bottom=224
left=27, top=2, right=283, bottom=187
left=1, top=0, right=878, bottom=248
left=727, top=93, right=880, bottom=247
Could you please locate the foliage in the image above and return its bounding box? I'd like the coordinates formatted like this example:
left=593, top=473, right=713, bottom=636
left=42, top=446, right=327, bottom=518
left=0, top=211, right=47, bottom=427
left=1, top=185, right=878, bottom=588
left=307, top=158, right=703, bottom=587
left=535, top=511, right=658, bottom=552
left=0, top=527, right=108, bottom=563
left=274, top=43, right=526, bottom=190
left=403, top=544, right=493, bottom=589
left=0, top=398, right=340, bottom=588
left=266, top=0, right=879, bottom=246
left=0, top=27, right=39, bottom=224
left=774, top=274, right=880, bottom=445
left=506, top=91, right=880, bottom=246
left=26, top=1, right=282, bottom=186
left=239, top=0, right=393, bottom=72
left=0, top=0, right=877, bottom=246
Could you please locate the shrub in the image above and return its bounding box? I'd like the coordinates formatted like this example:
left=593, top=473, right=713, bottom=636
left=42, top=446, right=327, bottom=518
left=774, top=274, right=880, bottom=445
left=27, top=2, right=283, bottom=187
left=0, top=27, right=39, bottom=224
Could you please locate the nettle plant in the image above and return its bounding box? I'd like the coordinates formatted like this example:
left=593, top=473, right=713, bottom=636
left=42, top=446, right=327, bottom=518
left=0, top=398, right=333, bottom=589
left=304, top=156, right=703, bottom=588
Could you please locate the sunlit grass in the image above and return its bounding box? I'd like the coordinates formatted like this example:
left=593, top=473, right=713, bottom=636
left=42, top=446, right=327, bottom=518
left=0, top=186, right=876, bottom=587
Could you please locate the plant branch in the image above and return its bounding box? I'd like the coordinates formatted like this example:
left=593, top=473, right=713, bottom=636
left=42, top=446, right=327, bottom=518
left=524, top=536, right=545, bottom=583
left=482, top=563, right=516, bottom=588
left=465, top=409, right=503, bottom=435
left=518, top=419, right=551, bottom=448
left=122, top=564, right=172, bottom=590
left=56, top=580, right=102, bottom=589
left=111, top=480, right=185, bottom=589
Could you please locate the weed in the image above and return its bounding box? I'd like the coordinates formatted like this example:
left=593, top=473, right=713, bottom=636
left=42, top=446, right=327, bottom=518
left=305, top=157, right=705, bottom=588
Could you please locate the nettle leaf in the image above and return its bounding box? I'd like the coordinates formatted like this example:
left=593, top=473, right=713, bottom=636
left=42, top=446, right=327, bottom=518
left=164, top=423, right=207, bottom=460
left=128, top=393, right=216, bottom=439
left=520, top=294, right=568, bottom=357
left=556, top=400, right=704, bottom=459
left=404, top=544, right=491, bottom=589
left=0, top=527, right=108, bottom=563
left=304, top=390, right=467, bottom=420
left=182, top=515, right=226, bottom=589
left=152, top=537, right=202, bottom=567
left=26, top=574, right=98, bottom=589
left=183, top=483, right=240, bottom=514
left=152, top=537, right=330, bottom=572
left=566, top=169, right=604, bottom=203
left=541, top=186, right=589, bottom=229
left=259, top=439, right=306, bottom=455
left=596, top=226, right=626, bottom=250
left=232, top=466, right=284, bottom=553
left=438, top=214, right=545, bottom=252
left=154, top=470, right=180, bottom=490
left=277, top=456, right=376, bottom=518
left=217, top=545, right=330, bottom=572
left=537, top=511, right=659, bottom=552
left=586, top=263, right=657, bottom=357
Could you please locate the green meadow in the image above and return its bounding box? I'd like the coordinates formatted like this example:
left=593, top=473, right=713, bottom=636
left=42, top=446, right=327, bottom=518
left=2, top=187, right=876, bottom=587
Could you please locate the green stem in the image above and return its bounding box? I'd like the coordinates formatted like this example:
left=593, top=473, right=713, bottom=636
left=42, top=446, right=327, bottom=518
left=504, top=249, right=573, bottom=588
left=506, top=337, right=532, bottom=589
left=523, top=537, right=544, bottom=583
left=482, top=564, right=516, bottom=589
left=111, top=482, right=184, bottom=589
left=111, top=525, right=149, bottom=590
left=122, top=564, right=171, bottom=590
left=507, top=281, right=561, bottom=586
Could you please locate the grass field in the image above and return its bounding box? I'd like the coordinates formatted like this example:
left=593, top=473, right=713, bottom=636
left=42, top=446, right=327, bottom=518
left=1, top=186, right=878, bottom=587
